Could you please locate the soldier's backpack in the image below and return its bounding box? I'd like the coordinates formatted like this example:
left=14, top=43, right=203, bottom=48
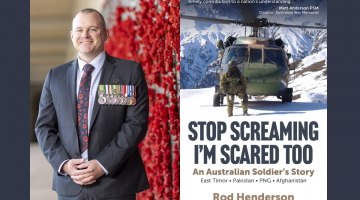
left=226, top=69, right=242, bottom=86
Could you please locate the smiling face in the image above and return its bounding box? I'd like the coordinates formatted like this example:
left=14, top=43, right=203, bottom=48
left=71, top=12, right=109, bottom=62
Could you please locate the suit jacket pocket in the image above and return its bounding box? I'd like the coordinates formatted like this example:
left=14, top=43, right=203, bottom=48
left=53, top=171, right=82, bottom=196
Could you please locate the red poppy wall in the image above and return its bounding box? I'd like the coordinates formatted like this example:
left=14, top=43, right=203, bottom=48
left=104, top=0, right=180, bottom=199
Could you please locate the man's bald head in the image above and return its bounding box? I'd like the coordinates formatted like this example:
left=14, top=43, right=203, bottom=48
left=70, top=8, right=109, bottom=63
left=73, top=8, right=106, bottom=31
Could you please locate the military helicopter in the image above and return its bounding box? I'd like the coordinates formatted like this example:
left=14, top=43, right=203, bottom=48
left=180, top=5, right=327, bottom=106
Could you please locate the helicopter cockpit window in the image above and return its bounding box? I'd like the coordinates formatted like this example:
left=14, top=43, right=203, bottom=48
left=224, top=48, right=248, bottom=67
left=264, top=49, right=286, bottom=68
left=221, top=48, right=230, bottom=67
left=250, top=49, right=262, bottom=63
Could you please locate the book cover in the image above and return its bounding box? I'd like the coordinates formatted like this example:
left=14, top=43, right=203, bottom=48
left=180, top=1, right=327, bottom=199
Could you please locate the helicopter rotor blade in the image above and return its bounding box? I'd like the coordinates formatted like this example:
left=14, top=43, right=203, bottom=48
left=277, top=23, right=327, bottom=29
left=180, top=15, right=237, bottom=25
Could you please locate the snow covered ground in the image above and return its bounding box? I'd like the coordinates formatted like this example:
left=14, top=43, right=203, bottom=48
left=181, top=86, right=327, bottom=118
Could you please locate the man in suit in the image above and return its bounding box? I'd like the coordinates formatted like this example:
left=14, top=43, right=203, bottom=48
left=35, top=8, right=150, bottom=200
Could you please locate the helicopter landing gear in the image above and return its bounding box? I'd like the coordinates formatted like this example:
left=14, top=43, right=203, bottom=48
left=282, top=88, right=293, bottom=103
left=213, top=93, right=220, bottom=107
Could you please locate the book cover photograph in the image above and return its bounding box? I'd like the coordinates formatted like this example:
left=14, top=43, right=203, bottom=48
left=180, top=0, right=327, bottom=199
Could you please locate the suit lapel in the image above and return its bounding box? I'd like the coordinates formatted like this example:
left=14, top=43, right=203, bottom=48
left=67, top=59, right=78, bottom=131
left=89, top=53, right=115, bottom=131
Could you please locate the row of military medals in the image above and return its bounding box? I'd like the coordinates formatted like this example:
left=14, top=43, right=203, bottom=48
left=98, top=85, right=136, bottom=106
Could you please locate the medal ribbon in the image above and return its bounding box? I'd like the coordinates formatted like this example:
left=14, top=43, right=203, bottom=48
left=128, top=85, right=131, bottom=97
left=130, top=85, right=133, bottom=97
left=116, top=85, right=120, bottom=94
left=108, top=85, right=112, bottom=95
left=128, top=85, right=130, bottom=97
left=98, top=85, right=105, bottom=98
left=105, top=85, right=109, bottom=96
left=124, top=85, right=128, bottom=98
left=113, top=85, right=116, bottom=93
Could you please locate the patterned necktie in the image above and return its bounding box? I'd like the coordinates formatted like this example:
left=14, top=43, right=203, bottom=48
left=77, top=64, right=94, bottom=153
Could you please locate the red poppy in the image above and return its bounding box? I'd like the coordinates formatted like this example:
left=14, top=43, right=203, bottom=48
left=104, top=3, right=180, bottom=199
left=80, top=82, right=84, bottom=87
left=77, top=104, right=81, bottom=108
left=80, top=100, right=83, bottom=104
left=83, top=124, right=87, bottom=129
left=79, top=94, right=83, bottom=99
left=84, top=113, right=88, bottom=119
left=88, top=81, right=91, bottom=85
left=82, top=73, right=86, bottom=78
left=85, top=102, right=89, bottom=106
left=87, top=92, right=90, bottom=97
left=83, top=136, right=88, bottom=142
left=78, top=116, right=80, bottom=121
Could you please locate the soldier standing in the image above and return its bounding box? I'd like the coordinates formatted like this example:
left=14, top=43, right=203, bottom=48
left=217, top=40, right=225, bottom=56
left=220, top=60, right=249, bottom=117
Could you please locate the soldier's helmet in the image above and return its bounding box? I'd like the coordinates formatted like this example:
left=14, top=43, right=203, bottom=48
left=227, top=60, right=237, bottom=68
left=217, top=40, right=224, bottom=49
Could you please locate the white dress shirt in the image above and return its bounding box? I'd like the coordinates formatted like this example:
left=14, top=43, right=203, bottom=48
left=58, top=51, right=109, bottom=175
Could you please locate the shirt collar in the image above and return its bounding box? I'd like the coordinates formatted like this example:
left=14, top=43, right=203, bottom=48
left=77, top=51, right=106, bottom=71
